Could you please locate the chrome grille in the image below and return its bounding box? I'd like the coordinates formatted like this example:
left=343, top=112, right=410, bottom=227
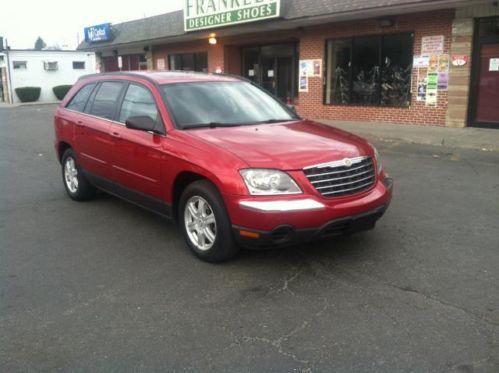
left=304, top=156, right=376, bottom=197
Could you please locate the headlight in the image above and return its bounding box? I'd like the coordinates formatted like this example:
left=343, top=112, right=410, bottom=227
left=240, top=169, right=302, bottom=195
left=372, top=145, right=383, bottom=174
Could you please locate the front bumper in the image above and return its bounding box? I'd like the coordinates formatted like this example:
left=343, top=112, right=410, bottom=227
left=225, top=176, right=393, bottom=249
left=233, top=204, right=387, bottom=249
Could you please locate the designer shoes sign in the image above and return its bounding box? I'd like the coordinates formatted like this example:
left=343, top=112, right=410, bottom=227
left=184, top=0, right=281, bottom=31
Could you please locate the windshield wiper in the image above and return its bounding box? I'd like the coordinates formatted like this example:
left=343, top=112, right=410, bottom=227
left=184, top=122, right=245, bottom=129
left=253, top=119, right=299, bottom=124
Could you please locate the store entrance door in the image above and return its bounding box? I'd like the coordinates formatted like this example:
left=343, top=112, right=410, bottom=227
left=242, top=43, right=297, bottom=103
left=470, top=17, right=499, bottom=128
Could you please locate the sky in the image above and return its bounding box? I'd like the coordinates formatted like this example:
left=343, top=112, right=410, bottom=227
left=1, top=0, right=184, bottom=49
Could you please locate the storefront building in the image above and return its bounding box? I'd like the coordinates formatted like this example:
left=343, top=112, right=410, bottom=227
left=78, top=0, right=499, bottom=129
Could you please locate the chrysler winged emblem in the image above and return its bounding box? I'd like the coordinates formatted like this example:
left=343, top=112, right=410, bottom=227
left=343, top=158, right=353, bottom=167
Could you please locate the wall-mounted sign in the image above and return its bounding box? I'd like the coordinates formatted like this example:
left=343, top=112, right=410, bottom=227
left=422, top=35, right=445, bottom=55
left=413, top=55, right=430, bottom=68
left=184, top=0, right=280, bottom=32
left=428, top=55, right=439, bottom=73
left=299, top=75, right=308, bottom=93
left=157, top=58, right=166, bottom=70
left=451, top=55, right=468, bottom=67
left=438, top=54, right=449, bottom=73
left=417, top=81, right=426, bottom=101
left=84, top=23, right=112, bottom=43
left=438, top=73, right=449, bottom=90
left=489, top=58, right=499, bottom=72
left=299, top=59, right=322, bottom=77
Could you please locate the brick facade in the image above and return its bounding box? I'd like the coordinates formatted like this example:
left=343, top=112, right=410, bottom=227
left=297, top=10, right=454, bottom=126
left=151, top=10, right=455, bottom=127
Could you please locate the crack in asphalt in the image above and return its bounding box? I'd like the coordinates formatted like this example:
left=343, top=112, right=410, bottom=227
left=239, top=299, right=330, bottom=371
left=266, top=267, right=306, bottom=296
left=294, top=252, right=499, bottom=329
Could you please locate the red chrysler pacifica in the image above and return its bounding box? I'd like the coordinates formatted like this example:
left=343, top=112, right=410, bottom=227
left=54, top=71, right=393, bottom=262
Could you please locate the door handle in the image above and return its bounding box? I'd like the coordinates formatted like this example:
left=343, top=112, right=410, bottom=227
left=110, top=131, right=121, bottom=138
left=76, top=120, right=85, bottom=127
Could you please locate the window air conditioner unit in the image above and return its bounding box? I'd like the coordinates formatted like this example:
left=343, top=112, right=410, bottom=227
left=44, top=61, right=59, bottom=71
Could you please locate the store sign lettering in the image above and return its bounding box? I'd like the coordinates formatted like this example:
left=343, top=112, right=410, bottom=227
left=184, top=0, right=281, bottom=31
left=84, top=23, right=112, bottom=43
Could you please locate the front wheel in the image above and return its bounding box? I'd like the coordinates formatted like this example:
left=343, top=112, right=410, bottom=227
left=179, top=180, right=239, bottom=263
left=61, top=149, right=96, bottom=201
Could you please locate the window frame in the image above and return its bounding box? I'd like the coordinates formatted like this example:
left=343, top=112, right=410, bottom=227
left=86, top=81, right=127, bottom=121
left=13, top=61, right=27, bottom=70
left=168, top=52, right=208, bottom=72
left=116, top=82, right=165, bottom=135
left=323, top=32, right=414, bottom=108
left=65, top=82, right=98, bottom=113
left=72, top=61, right=86, bottom=70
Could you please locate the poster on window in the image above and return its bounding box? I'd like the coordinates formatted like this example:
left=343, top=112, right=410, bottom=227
left=299, top=76, right=309, bottom=92
left=299, top=59, right=322, bottom=77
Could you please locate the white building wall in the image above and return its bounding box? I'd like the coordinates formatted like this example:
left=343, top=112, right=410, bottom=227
left=8, top=50, right=96, bottom=103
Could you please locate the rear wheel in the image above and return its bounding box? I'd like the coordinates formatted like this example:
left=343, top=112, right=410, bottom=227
left=61, top=149, right=96, bottom=201
left=179, top=180, right=239, bottom=263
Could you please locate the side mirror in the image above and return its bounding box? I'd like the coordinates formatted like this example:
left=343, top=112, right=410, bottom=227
left=125, top=116, right=160, bottom=134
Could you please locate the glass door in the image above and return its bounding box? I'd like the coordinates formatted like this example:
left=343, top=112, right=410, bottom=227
left=470, top=17, right=499, bottom=128
left=242, top=43, right=297, bottom=102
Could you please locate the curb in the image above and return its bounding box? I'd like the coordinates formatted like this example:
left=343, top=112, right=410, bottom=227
left=319, top=120, right=499, bottom=153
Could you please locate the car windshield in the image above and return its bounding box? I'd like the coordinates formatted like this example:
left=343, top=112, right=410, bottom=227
left=161, top=81, right=297, bottom=129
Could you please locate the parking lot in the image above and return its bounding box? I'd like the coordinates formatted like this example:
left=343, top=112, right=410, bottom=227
left=1, top=104, right=498, bottom=372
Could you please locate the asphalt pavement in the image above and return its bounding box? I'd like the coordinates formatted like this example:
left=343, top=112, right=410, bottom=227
left=1, top=105, right=498, bottom=372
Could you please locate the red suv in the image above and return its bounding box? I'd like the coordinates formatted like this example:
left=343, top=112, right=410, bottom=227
left=54, top=72, right=392, bottom=262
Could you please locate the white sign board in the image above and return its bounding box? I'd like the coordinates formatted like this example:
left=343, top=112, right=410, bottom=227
left=422, top=35, right=445, bottom=55
left=156, top=58, right=165, bottom=70
left=413, top=56, right=430, bottom=68
left=490, top=58, right=499, bottom=72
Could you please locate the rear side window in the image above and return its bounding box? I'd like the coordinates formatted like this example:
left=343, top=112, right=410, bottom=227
left=119, top=84, right=159, bottom=124
left=89, top=82, right=124, bottom=120
left=66, top=83, right=96, bottom=112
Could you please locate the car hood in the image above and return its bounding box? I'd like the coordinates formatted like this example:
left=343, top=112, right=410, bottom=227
left=185, top=120, right=372, bottom=170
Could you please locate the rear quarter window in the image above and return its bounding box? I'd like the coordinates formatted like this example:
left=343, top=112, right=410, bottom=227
left=66, top=83, right=97, bottom=112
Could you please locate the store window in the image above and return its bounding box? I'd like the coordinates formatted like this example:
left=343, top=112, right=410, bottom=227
left=169, top=52, right=208, bottom=72
left=325, top=33, right=413, bottom=107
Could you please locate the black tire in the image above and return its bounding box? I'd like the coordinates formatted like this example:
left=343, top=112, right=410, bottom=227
left=179, top=180, right=239, bottom=263
left=61, top=148, right=96, bottom=201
